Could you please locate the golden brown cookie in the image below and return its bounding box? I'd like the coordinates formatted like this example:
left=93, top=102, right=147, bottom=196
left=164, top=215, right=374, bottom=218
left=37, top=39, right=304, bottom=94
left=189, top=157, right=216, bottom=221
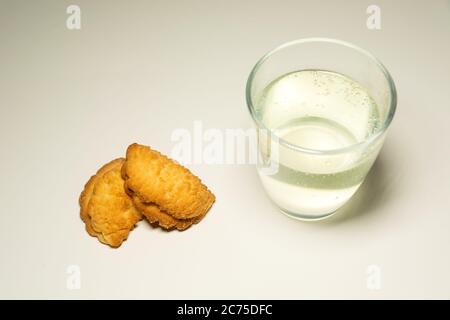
left=123, top=143, right=215, bottom=220
left=79, top=158, right=142, bottom=247
left=79, top=159, right=121, bottom=238
left=131, top=195, right=205, bottom=231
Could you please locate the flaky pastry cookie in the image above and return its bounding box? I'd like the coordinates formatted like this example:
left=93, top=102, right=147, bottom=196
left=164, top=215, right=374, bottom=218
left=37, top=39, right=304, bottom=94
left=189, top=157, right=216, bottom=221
left=122, top=143, right=215, bottom=221
left=131, top=194, right=205, bottom=231
left=79, top=158, right=142, bottom=247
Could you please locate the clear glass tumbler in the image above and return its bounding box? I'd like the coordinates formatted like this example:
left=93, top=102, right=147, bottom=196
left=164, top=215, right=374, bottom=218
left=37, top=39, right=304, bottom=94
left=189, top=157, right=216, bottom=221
left=246, top=38, right=397, bottom=221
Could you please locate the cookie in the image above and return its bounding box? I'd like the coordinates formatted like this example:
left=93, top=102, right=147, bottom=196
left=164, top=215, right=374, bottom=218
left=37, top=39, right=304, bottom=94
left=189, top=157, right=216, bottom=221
left=123, top=143, right=215, bottom=220
left=79, top=158, right=142, bottom=247
left=131, top=195, right=205, bottom=231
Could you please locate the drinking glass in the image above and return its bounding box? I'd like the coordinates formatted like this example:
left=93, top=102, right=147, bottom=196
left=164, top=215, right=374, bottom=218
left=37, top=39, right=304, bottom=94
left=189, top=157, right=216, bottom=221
left=246, top=38, right=397, bottom=220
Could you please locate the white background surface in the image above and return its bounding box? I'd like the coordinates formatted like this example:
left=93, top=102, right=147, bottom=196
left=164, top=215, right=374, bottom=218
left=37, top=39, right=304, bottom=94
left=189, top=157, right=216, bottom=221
left=0, top=0, right=449, bottom=299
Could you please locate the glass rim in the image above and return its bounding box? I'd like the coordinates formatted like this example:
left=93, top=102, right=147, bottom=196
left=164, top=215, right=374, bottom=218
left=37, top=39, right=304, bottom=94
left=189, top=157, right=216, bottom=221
left=245, top=37, right=397, bottom=155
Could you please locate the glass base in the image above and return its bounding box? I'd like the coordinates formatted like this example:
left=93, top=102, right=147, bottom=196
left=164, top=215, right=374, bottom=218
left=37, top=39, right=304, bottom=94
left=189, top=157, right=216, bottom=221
left=278, top=207, right=339, bottom=221
left=258, top=171, right=361, bottom=222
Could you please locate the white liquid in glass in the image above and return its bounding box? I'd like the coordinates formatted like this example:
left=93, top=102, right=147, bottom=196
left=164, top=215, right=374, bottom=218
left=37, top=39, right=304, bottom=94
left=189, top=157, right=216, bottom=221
left=256, top=70, right=380, bottom=219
